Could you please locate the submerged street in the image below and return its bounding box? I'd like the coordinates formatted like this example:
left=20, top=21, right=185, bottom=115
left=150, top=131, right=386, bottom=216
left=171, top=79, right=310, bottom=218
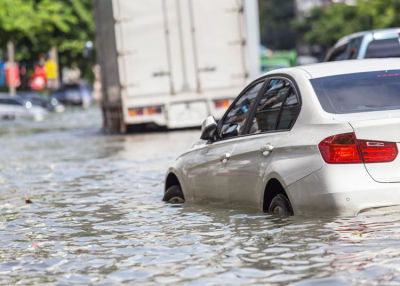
left=1, top=108, right=400, bottom=285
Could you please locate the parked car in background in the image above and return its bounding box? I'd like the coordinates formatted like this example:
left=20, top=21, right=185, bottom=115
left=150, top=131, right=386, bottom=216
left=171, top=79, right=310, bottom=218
left=325, top=28, right=400, bottom=61
left=0, top=94, right=48, bottom=121
left=163, top=59, right=400, bottom=216
left=18, top=92, right=65, bottom=113
left=52, top=81, right=92, bottom=107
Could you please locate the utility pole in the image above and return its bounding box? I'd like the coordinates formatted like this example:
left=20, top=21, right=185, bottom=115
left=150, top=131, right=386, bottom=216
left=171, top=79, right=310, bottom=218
left=243, top=0, right=261, bottom=80
left=7, top=41, right=16, bottom=96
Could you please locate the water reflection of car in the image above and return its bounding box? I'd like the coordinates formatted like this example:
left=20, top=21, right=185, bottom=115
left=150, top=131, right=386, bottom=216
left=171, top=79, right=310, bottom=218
left=52, top=81, right=92, bottom=107
left=163, top=59, right=400, bottom=216
left=325, top=28, right=400, bottom=61
left=18, top=92, right=65, bottom=113
left=0, top=94, right=48, bottom=120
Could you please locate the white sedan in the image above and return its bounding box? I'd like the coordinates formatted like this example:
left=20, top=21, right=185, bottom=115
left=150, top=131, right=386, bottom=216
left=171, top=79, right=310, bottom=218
left=163, top=59, right=400, bottom=216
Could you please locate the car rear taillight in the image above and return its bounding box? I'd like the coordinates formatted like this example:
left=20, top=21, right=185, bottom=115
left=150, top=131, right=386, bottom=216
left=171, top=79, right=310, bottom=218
left=318, top=133, right=362, bottom=164
left=318, top=133, right=398, bottom=164
left=358, top=140, right=398, bottom=163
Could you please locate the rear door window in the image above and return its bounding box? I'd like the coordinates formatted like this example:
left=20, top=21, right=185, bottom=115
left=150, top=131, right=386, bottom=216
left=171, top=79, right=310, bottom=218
left=249, top=79, right=300, bottom=134
left=365, top=38, right=400, bottom=58
left=311, top=70, right=400, bottom=114
left=276, top=89, right=299, bottom=130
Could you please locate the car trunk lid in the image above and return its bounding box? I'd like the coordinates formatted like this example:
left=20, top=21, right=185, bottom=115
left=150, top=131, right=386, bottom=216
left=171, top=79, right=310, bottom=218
left=349, top=117, right=400, bottom=183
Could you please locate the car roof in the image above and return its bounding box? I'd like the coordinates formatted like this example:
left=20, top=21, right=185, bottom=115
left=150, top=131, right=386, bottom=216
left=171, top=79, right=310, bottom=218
left=292, top=58, right=400, bottom=79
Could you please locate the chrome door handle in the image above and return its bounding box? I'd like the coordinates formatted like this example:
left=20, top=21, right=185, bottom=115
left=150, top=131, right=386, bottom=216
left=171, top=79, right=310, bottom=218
left=260, top=144, right=274, bottom=156
left=221, top=152, right=231, bottom=163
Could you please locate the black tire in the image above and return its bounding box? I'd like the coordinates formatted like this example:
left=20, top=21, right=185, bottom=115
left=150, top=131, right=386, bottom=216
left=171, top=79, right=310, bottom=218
left=269, top=194, right=293, bottom=214
left=162, top=185, right=185, bottom=203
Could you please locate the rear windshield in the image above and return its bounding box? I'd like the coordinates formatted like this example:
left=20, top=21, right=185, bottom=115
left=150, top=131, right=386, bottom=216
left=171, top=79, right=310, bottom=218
left=311, top=70, right=400, bottom=114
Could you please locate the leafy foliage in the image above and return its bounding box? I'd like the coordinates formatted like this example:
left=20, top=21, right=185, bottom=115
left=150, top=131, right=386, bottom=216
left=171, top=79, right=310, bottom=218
left=295, top=0, right=400, bottom=49
left=259, top=0, right=297, bottom=50
left=0, top=0, right=94, bottom=80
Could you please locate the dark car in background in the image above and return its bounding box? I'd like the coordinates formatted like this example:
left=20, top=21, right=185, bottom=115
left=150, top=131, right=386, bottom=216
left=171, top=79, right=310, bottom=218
left=18, top=92, right=65, bottom=113
left=52, top=81, right=92, bottom=107
left=325, top=28, right=400, bottom=61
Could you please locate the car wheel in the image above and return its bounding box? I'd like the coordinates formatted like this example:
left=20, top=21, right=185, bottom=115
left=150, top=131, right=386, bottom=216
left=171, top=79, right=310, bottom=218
left=269, top=194, right=293, bottom=214
left=162, top=185, right=185, bottom=203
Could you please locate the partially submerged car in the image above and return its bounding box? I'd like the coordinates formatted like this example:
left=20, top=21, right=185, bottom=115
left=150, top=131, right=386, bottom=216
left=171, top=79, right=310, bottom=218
left=163, top=59, right=400, bottom=216
left=52, top=81, right=92, bottom=107
left=0, top=94, right=48, bottom=121
left=18, top=92, right=65, bottom=113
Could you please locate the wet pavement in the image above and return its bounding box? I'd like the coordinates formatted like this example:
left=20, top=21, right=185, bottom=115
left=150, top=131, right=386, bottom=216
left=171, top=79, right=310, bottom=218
left=1, top=108, right=400, bottom=285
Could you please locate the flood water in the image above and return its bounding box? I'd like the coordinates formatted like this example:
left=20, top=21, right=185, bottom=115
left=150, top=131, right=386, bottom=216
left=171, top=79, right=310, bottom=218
left=2, top=108, right=400, bottom=285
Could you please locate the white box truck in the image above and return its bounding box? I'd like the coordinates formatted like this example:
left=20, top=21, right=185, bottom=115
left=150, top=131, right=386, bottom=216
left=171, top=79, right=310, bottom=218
left=94, top=0, right=260, bottom=132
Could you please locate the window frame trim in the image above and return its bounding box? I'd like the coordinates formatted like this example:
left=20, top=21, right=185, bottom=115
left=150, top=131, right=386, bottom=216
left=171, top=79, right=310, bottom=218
left=243, top=74, right=302, bottom=137
left=211, top=74, right=302, bottom=143
left=214, top=78, right=269, bottom=142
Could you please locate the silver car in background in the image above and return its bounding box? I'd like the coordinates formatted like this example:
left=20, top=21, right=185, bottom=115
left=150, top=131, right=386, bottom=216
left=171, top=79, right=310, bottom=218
left=0, top=94, right=48, bottom=121
left=163, top=59, right=400, bottom=216
left=325, top=28, right=400, bottom=61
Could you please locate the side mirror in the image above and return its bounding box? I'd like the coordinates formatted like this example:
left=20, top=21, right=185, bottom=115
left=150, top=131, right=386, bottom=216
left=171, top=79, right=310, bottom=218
left=200, top=116, right=217, bottom=140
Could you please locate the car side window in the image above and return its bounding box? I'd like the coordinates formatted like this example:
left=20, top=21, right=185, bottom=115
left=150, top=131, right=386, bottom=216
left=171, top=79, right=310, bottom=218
left=249, top=79, right=298, bottom=134
left=276, top=89, right=299, bottom=130
left=348, top=37, right=363, bottom=59
left=7, top=99, right=21, bottom=106
left=327, top=44, right=348, bottom=61
left=219, top=81, right=264, bottom=139
left=0, top=99, right=20, bottom=106
left=365, top=38, right=400, bottom=58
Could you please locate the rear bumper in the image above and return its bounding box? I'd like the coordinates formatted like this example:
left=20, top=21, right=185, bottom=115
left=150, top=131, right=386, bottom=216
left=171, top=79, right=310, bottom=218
left=286, top=163, right=400, bottom=216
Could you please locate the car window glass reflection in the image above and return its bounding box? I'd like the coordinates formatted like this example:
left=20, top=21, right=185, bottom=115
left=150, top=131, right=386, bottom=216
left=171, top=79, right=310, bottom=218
left=249, top=79, right=291, bottom=134
left=220, top=81, right=264, bottom=139
left=277, top=89, right=299, bottom=130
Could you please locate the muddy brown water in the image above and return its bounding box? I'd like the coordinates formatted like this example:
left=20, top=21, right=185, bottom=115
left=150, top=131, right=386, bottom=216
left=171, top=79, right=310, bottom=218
left=1, top=107, right=400, bottom=285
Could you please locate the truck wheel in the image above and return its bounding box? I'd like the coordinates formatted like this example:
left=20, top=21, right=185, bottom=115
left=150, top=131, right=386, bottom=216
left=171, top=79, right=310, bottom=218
left=163, top=185, right=185, bottom=203
left=269, top=194, right=293, bottom=214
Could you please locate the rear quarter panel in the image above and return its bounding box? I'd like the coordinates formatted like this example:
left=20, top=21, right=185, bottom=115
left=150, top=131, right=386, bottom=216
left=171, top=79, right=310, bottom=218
left=261, top=69, right=355, bottom=208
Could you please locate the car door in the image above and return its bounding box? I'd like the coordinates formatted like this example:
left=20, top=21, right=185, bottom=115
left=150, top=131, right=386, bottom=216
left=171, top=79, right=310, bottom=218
left=189, top=80, right=265, bottom=205
left=227, top=78, right=301, bottom=207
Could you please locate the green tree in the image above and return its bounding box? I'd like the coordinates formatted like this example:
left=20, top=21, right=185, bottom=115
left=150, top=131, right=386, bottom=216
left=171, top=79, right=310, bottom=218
left=0, top=0, right=95, bottom=81
left=259, top=0, right=297, bottom=50
left=295, top=0, right=400, bottom=50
